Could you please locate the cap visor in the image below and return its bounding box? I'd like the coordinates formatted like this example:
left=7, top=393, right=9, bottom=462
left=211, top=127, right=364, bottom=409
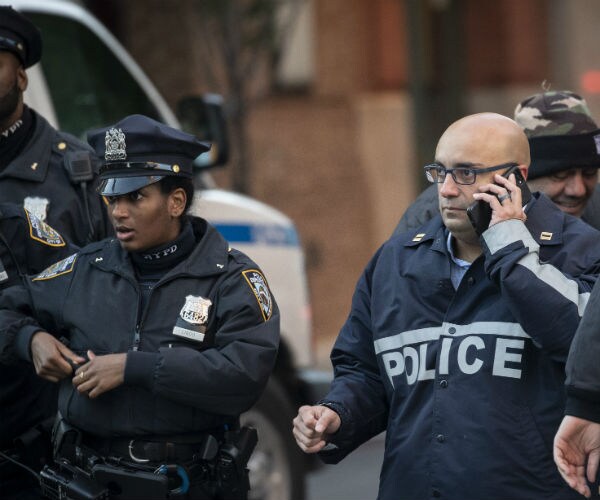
left=98, top=175, right=163, bottom=196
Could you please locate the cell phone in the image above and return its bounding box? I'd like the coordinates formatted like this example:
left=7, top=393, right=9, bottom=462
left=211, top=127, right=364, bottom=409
left=466, top=165, right=532, bottom=236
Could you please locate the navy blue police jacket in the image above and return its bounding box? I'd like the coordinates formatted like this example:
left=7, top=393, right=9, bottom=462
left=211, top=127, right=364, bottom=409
left=0, top=216, right=279, bottom=437
left=0, top=203, right=74, bottom=448
left=0, top=108, right=112, bottom=246
left=320, top=193, right=600, bottom=500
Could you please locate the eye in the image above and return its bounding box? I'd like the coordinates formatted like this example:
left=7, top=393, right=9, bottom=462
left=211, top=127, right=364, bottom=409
left=455, top=168, right=476, bottom=183
left=582, top=167, right=599, bottom=178
left=105, top=196, right=117, bottom=205
left=127, top=191, right=143, bottom=202
left=551, top=171, right=570, bottom=181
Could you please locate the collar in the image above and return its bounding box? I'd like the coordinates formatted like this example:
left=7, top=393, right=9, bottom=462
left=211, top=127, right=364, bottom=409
left=91, top=217, right=231, bottom=280
left=523, top=192, right=565, bottom=246
left=0, top=109, right=55, bottom=182
left=130, top=219, right=196, bottom=272
left=445, top=231, right=472, bottom=270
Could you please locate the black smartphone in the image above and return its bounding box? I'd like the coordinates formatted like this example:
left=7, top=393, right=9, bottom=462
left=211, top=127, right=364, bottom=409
left=466, top=165, right=532, bottom=236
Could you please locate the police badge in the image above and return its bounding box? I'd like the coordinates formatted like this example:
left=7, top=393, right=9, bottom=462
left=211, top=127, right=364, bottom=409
left=105, top=127, right=127, bottom=161
left=173, top=295, right=212, bottom=343
left=24, top=196, right=49, bottom=222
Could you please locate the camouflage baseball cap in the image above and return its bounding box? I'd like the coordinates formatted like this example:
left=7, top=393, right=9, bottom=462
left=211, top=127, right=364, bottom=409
left=513, top=90, right=600, bottom=179
left=514, top=90, right=598, bottom=137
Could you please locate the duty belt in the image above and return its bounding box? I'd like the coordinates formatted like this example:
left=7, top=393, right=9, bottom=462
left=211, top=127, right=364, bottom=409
left=82, top=433, right=221, bottom=464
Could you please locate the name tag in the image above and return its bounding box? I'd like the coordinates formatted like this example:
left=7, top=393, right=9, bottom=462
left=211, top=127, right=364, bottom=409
left=172, top=326, right=205, bottom=343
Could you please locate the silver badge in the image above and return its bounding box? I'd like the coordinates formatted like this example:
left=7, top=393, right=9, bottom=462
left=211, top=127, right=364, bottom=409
left=105, top=127, right=127, bottom=161
left=179, top=295, right=212, bottom=325
left=24, top=196, right=50, bottom=222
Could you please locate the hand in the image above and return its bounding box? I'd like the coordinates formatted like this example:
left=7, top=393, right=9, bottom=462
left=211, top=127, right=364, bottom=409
left=554, top=415, right=600, bottom=498
left=292, top=404, right=341, bottom=453
left=472, top=172, right=527, bottom=227
left=72, top=350, right=126, bottom=399
left=30, top=331, right=86, bottom=382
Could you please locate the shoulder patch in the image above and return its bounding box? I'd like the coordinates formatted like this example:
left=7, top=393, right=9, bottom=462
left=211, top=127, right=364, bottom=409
left=25, top=210, right=65, bottom=247
left=242, top=269, right=273, bottom=321
left=33, top=254, right=77, bottom=281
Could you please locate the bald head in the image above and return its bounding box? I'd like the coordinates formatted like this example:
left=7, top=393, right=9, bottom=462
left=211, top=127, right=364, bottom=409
left=436, top=113, right=530, bottom=170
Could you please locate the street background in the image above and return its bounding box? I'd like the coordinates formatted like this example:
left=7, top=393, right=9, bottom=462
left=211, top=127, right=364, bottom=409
left=85, top=0, right=600, bottom=355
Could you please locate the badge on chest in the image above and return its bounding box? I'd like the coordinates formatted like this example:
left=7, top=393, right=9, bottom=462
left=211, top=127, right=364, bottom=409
left=172, top=295, right=212, bottom=343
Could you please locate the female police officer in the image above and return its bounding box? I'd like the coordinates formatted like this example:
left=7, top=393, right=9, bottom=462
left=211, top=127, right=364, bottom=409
left=0, top=115, right=280, bottom=499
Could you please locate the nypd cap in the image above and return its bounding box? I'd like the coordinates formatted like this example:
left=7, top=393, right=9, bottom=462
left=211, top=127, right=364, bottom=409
left=0, top=6, right=42, bottom=68
left=87, top=114, right=210, bottom=196
left=514, top=90, right=600, bottom=179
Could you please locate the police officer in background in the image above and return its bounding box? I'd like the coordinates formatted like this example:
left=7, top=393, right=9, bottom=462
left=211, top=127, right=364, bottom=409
left=0, top=114, right=280, bottom=499
left=0, top=5, right=111, bottom=245
left=0, top=207, right=74, bottom=499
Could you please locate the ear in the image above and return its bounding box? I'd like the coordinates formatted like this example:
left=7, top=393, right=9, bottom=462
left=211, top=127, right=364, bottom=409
left=16, top=65, right=27, bottom=92
left=518, top=164, right=528, bottom=181
left=168, top=187, right=186, bottom=218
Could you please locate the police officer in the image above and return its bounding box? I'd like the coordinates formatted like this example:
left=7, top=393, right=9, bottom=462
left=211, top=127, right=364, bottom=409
left=0, top=206, right=74, bottom=499
left=0, top=114, right=280, bottom=499
left=293, top=113, right=600, bottom=500
left=0, top=6, right=111, bottom=245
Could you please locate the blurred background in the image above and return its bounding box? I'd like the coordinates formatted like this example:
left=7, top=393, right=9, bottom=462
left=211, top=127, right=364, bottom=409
left=80, top=0, right=600, bottom=365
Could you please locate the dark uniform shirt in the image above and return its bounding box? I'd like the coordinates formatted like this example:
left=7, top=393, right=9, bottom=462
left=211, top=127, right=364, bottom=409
left=0, top=217, right=279, bottom=438
left=0, top=203, right=75, bottom=448
left=0, top=107, right=112, bottom=246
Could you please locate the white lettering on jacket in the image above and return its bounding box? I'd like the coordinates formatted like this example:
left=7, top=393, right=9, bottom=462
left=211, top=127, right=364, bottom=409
left=381, top=334, right=525, bottom=387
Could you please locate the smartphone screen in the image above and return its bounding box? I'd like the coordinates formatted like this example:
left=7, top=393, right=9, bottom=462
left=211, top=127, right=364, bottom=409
left=466, top=165, right=531, bottom=236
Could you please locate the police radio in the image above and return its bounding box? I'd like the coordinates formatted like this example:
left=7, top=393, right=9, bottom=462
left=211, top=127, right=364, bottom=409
left=64, top=151, right=97, bottom=243
left=64, top=151, right=94, bottom=183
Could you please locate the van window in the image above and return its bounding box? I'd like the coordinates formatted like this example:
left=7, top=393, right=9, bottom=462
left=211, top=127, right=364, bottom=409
left=26, top=12, right=162, bottom=138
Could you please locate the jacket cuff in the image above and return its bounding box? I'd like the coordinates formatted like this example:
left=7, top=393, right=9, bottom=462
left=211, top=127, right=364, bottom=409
left=16, top=324, right=44, bottom=362
left=565, top=396, right=600, bottom=424
left=482, top=219, right=538, bottom=255
left=124, top=351, right=159, bottom=389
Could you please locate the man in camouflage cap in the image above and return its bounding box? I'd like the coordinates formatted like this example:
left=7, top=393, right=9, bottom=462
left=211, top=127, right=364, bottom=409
left=393, top=90, right=600, bottom=235
left=514, top=90, right=600, bottom=218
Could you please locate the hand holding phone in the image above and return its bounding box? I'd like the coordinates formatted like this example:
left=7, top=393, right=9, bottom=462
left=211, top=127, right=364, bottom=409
left=467, top=165, right=531, bottom=236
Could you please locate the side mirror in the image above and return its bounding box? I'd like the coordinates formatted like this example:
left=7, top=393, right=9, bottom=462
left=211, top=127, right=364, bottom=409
left=176, top=93, right=229, bottom=169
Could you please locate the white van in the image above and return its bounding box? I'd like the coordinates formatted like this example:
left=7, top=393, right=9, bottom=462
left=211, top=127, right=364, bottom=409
left=12, top=1, right=329, bottom=499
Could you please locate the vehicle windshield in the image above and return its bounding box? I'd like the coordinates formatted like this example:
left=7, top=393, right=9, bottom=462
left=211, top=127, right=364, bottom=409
left=26, top=12, right=162, bottom=138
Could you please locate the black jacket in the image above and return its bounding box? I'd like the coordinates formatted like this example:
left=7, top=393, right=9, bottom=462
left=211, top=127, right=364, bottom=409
left=0, top=217, right=280, bottom=438
left=0, top=204, right=75, bottom=448
left=565, top=277, right=600, bottom=422
left=0, top=109, right=112, bottom=246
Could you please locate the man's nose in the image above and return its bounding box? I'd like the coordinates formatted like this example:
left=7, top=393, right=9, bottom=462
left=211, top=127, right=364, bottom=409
left=565, top=171, right=587, bottom=197
left=439, top=173, right=459, bottom=197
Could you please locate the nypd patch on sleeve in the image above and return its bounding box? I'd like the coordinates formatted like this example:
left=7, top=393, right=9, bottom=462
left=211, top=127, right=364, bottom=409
left=25, top=209, right=65, bottom=247
left=242, top=269, right=273, bottom=321
left=33, top=254, right=77, bottom=281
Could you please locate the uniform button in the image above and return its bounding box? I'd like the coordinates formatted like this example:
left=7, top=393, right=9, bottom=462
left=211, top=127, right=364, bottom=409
left=57, top=141, right=67, bottom=150
left=467, top=277, right=475, bottom=286
left=436, top=434, right=445, bottom=443
left=439, top=379, right=448, bottom=388
left=437, top=280, right=445, bottom=289
left=448, top=327, right=456, bottom=335
left=433, top=490, right=441, bottom=498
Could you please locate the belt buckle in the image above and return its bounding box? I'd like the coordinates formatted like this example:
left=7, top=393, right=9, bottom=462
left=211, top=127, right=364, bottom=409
left=128, top=440, right=150, bottom=463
